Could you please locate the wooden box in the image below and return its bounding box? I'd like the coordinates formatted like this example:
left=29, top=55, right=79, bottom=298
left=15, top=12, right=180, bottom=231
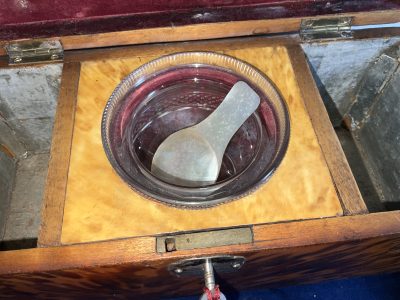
left=1, top=1, right=400, bottom=298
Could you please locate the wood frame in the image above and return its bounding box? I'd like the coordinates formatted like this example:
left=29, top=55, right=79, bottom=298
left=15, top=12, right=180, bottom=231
left=2, top=212, right=400, bottom=298
left=38, top=62, right=81, bottom=247
left=1, top=19, right=400, bottom=298
left=0, top=9, right=399, bottom=56
left=56, top=10, right=400, bottom=52
left=37, top=37, right=365, bottom=248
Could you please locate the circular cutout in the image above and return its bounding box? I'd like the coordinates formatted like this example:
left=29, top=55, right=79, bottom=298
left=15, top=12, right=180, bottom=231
left=102, top=52, right=290, bottom=208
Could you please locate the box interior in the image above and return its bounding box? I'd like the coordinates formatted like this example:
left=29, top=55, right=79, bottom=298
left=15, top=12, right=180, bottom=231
left=61, top=45, right=342, bottom=244
left=1, top=36, right=399, bottom=250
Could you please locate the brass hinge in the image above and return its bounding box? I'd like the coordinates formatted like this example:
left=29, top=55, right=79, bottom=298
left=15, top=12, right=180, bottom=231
left=5, top=39, right=64, bottom=65
left=300, top=17, right=353, bottom=42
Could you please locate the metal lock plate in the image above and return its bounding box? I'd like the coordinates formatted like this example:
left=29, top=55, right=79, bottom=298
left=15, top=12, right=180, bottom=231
left=156, top=227, right=253, bottom=253
left=169, top=255, right=245, bottom=277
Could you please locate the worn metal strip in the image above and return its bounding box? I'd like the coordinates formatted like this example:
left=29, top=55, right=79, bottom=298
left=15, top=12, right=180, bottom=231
left=156, top=227, right=253, bottom=253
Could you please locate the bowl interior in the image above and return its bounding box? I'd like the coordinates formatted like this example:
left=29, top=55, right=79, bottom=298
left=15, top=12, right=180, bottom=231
left=122, top=67, right=276, bottom=184
left=102, top=53, right=289, bottom=208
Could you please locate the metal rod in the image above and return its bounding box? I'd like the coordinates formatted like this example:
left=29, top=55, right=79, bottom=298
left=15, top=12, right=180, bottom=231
left=204, top=259, right=215, bottom=291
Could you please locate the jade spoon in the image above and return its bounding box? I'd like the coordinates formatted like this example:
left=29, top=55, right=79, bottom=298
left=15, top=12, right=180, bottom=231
left=151, top=81, right=260, bottom=187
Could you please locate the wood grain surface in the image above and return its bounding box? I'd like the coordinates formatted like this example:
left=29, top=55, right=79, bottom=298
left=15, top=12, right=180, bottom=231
left=60, top=45, right=343, bottom=245
left=2, top=211, right=400, bottom=298
left=53, top=10, right=400, bottom=53
left=0, top=9, right=399, bottom=57
left=287, top=46, right=368, bottom=215
left=37, top=62, right=81, bottom=247
left=63, top=35, right=301, bottom=64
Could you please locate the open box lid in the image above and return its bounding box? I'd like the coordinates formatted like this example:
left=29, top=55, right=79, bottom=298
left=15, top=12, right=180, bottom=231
left=1, top=1, right=400, bottom=298
left=0, top=0, right=399, bottom=53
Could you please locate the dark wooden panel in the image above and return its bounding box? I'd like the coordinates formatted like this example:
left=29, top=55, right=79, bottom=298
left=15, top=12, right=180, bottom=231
left=1, top=235, right=400, bottom=298
left=1, top=212, right=400, bottom=298
left=0, top=0, right=399, bottom=40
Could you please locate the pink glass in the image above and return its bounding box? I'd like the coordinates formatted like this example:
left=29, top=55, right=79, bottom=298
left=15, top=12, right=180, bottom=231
left=102, top=52, right=290, bottom=208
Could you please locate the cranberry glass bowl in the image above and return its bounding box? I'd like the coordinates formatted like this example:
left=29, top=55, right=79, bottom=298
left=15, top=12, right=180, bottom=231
left=101, top=52, right=290, bottom=208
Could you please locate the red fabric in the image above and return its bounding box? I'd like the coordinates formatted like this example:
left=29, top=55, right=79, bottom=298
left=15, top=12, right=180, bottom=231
left=203, top=285, right=221, bottom=300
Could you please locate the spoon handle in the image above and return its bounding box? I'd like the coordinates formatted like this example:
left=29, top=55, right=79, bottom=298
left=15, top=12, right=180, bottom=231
left=196, top=81, right=260, bottom=162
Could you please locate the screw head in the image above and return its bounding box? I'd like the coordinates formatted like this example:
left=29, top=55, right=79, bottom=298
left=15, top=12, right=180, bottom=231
left=50, top=54, right=59, bottom=60
left=339, top=18, right=350, bottom=26
left=340, top=31, right=352, bottom=38
left=304, top=19, right=314, bottom=27
left=232, top=262, right=242, bottom=269
left=9, top=44, right=19, bottom=50
left=13, top=56, right=22, bottom=63
left=174, top=268, right=183, bottom=274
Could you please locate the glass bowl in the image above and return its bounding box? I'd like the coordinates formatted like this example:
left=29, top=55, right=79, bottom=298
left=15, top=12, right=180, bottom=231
left=101, top=52, right=290, bottom=208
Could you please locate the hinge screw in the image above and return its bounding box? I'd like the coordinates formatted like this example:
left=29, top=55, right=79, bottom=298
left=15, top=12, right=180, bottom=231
left=304, top=19, right=313, bottom=27
left=174, top=268, right=183, bottom=274
left=13, top=56, right=22, bottom=63
left=232, top=262, right=242, bottom=269
left=340, top=31, right=352, bottom=38
left=50, top=54, right=59, bottom=60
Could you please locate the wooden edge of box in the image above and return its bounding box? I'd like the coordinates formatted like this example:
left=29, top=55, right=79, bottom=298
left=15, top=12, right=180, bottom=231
left=36, top=39, right=367, bottom=247
left=35, top=38, right=296, bottom=247
left=37, top=62, right=81, bottom=247
left=0, top=9, right=399, bottom=58
left=63, top=35, right=300, bottom=64
left=63, top=25, right=400, bottom=64
left=287, top=45, right=368, bottom=215
left=2, top=211, right=400, bottom=275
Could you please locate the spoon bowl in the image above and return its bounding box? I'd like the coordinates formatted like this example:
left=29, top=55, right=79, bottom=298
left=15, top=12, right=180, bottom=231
left=151, top=81, right=260, bottom=187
